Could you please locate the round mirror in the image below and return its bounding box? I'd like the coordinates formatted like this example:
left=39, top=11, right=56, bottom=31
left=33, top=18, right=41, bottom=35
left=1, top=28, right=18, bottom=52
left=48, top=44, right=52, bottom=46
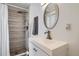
left=44, top=3, right=59, bottom=30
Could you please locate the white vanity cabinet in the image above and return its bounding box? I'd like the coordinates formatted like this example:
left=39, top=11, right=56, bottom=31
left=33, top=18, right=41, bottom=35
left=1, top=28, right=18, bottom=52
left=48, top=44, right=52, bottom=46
left=29, top=42, right=48, bottom=56
left=29, top=37, right=68, bottom=56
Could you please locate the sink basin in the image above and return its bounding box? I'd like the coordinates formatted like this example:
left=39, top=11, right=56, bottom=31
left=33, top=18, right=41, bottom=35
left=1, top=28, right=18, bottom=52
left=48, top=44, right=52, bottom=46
left=29, top=36, right=68, bottom=55
left=30, top=36, right=68, bottom=50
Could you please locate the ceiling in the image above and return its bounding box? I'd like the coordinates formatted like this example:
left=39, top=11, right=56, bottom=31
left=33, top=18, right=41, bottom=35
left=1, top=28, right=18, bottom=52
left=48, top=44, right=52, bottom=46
left=8, top=3, right=30, bottom=9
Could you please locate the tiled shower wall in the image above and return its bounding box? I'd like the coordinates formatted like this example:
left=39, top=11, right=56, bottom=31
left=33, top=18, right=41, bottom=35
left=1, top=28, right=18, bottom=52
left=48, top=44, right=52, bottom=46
left=8, top=9, right=26, bottom=55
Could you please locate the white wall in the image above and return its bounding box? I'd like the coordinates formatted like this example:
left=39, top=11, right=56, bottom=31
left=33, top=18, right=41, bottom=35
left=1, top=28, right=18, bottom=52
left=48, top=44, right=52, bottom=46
left=0, top=4, right=2, bottom=56
left=29, top=3, right=79, bottom=56
left=41, top=3, right=79, bottom=56
left=29, top=3, right=42, bottom=37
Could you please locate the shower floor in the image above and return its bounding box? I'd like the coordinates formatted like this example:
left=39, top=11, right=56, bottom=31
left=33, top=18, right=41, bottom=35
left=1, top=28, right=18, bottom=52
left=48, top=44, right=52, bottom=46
left=10, top=47, right=27, bottom=56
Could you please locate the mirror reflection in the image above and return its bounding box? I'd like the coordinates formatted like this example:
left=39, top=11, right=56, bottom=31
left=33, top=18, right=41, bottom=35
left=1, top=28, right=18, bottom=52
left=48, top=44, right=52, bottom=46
left=44, top=3, right=59, bottom=29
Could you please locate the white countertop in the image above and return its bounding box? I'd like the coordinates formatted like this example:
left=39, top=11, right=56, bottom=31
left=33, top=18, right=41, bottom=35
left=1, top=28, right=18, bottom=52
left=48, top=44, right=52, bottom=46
left=29, top=36, right=68, bottom=55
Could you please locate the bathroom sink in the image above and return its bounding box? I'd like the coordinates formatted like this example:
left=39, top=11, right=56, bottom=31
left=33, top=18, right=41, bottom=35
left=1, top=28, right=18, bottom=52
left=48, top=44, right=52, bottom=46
left=29, top=36, right=68, bottom=55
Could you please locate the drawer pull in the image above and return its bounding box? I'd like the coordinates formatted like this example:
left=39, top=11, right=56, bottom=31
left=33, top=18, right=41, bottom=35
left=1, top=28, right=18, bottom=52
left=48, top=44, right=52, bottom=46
left=33, top=48, right=37, bottom=52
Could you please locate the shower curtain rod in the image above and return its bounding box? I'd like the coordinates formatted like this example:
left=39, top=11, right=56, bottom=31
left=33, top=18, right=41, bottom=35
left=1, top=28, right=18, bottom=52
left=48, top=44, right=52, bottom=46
left=6, top=4, right=28, bottom=12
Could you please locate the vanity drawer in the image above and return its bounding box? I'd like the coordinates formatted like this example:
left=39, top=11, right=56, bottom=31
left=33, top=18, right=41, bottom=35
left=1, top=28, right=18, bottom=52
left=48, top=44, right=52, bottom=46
left=29, top=42, right=48, bottom=56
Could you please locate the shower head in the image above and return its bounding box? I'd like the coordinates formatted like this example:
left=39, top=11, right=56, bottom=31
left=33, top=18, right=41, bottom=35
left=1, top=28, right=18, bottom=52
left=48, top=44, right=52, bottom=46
left=17, top=11, right=28, bottom=13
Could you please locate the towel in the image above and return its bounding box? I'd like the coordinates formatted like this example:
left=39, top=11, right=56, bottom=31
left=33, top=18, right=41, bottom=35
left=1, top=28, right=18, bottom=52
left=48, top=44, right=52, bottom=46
left=32, top=16, right=38, bottom=35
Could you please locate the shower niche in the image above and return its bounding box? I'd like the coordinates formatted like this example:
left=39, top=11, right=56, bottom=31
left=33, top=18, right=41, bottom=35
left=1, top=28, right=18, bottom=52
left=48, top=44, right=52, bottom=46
left=8, top=5, right=29, bottom=56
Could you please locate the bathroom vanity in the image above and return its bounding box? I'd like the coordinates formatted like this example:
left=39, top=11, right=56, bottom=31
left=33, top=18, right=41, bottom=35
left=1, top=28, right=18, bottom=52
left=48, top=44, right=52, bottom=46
left=29, top=37, right=68, bottom=56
